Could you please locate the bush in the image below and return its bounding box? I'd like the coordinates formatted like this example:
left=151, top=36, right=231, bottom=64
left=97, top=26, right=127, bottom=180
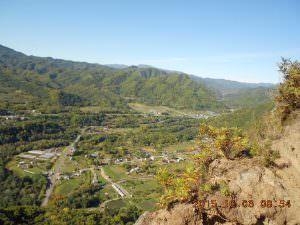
left=219, top=181, right=231, bottom=197
left=197, top=124, right=250, bottom=160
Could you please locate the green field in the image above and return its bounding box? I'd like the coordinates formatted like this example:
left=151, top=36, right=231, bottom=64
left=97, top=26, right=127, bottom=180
left=60, top=158, right=78, bottom=173
left=6, top=159, right=49, bottom=177
left=54, top=178, right=82, bottom=195
left=54, top=171, right=91, bottom=195
left=80, top=106, right=103, bottom=113
left=100, top=184, right=119, bottom=200
left=103, top=165, right=129, bottom=181
left=122, top=179, right=162, bottom=199
left=6, top=161, right=27, bottom=177
left=106, top=199, right=128, bottom=213
left=128, top=103, right=197, bottom=117
left=164, top=141, right=196, bottom=153
left=121, top=178, right=162, bottom=211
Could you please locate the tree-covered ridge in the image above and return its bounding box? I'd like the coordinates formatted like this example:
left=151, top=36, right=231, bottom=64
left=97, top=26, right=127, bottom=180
left=0, top=44, right=224, bottom=113
left=222, top=87, right=274, bottom=108
left=190, top=74, right=275, bottom=109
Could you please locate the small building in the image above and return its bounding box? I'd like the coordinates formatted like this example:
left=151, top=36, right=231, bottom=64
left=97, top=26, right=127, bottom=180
left=176, top=157, right=185, bottom=162
left=162, top=159, right=170, bottom=164
left=129, top=167, right=139, bottom=174
left=63, top=175, right=70, bottom=180
left=90, top=153, right=97, bottom=158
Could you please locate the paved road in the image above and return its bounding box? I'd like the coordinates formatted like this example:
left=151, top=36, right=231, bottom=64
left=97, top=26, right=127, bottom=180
left=41, top=134, right=81, bottom=207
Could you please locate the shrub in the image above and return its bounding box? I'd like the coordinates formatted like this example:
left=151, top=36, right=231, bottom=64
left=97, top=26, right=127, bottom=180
left=219, top=181, right=231, bottom=197
left=197, top=124, right=250, bottom=160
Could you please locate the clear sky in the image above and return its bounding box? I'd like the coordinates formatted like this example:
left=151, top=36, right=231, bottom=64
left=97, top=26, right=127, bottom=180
left=0, top=0, right=299, bottom=83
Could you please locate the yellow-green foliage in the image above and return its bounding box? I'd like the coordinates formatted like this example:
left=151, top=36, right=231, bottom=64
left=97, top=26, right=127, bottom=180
left=156, top=166, right=199, bottom=207
left=196, top=124, right=250, bottom=160
left=157, top=125, right=251, bottom=207
left=156, top=168, right=175, bottom=190
left=276, top=58, right=300, bottom=121
left=219, top=181, right=231, bottom=197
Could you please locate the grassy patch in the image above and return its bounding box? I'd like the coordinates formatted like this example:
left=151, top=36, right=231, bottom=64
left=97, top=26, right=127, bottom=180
left=54, top=178, right=83, bottom=195
left=123, top=179, right=162, bottom=199
left=54, top=172, right=91, bottom=195
left=103, top=165, right=128, bottom=181
left=60, top=158, right=77, bottom=173
left=106, top=199, right=127, bottom=213
left=164, top=141, right=196, bottom=153
left=100, top=184, right=119, bottom=200
left=6, top=159, right=49, bottom=177
left=135, top=199, right=158, bottom=211
left=6, top=160, right=27, bottom=177
left=128, top=103, right=197, bottom=117
left=80, top=106, right=102, bottom=113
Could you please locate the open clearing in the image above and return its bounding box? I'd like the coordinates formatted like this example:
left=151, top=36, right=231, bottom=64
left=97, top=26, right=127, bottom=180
left=128, top=103, right=198, bottom=117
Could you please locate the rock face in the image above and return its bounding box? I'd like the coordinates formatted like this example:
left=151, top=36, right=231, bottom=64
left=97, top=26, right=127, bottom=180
left=135, top=204, right=201, bottom=225
left=136, top=113, right=300, bottom=225
left=207, top=158, right=296, bottom=225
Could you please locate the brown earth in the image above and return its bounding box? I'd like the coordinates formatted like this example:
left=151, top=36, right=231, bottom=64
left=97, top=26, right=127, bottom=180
left=136, top=112, right=300, bottom=225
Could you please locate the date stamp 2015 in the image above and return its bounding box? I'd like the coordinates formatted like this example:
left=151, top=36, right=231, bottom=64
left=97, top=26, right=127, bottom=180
left=193, top=199, right=291, bottom=209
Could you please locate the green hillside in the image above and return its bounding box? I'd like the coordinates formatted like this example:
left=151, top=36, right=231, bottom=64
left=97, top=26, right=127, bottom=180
left=222, top=87, right=275, bottom=108
left=189, top=75, right=275, bottom=95
left=0, top=45, right=224, bottom=113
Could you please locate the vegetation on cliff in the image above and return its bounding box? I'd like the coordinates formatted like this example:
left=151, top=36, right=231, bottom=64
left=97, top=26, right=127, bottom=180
left=156, top=58, right=300, bottom=208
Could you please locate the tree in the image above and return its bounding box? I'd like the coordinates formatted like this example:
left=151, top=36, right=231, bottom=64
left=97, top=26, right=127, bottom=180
left=276, top=58, right=300, bottom=121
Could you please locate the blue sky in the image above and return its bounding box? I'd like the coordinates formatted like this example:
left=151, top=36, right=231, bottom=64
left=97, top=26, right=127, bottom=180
left=0, top=0, right=299, bottom=83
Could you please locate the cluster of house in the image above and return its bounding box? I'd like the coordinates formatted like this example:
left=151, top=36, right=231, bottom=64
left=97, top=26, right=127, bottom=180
left=1, top=110, right=42, bottom=121
left=17, top=160, right=34, bottom=169
left=193, top=111, right=219, bottom=119
left=56, top=168, right=99, bottom=185
left=114, top=158, right=127, bottom=164
left=2, top=115, right=26, bottom=121
left=161, top=157, right=184, bottom=164
left=56, top=168, right=88, bottom=181
left=194, top=113, right=209, bottom=119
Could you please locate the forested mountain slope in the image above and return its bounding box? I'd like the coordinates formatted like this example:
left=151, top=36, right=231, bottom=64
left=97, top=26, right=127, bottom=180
left=190, top=75, right=276, bottom=109
left=190, top=75, right=275, bottom=95
left=0, top=45, right=223, bottom=113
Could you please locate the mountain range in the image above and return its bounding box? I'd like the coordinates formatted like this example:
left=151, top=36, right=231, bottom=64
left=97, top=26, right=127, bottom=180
left=0, top=44, right=275, bottom=113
